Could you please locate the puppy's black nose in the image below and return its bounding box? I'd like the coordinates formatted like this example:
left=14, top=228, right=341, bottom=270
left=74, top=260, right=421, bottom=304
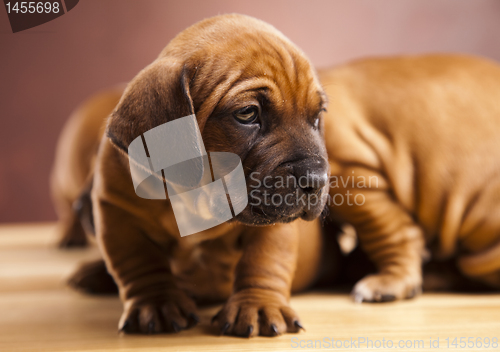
left=293, top=159, right=328, bottom=195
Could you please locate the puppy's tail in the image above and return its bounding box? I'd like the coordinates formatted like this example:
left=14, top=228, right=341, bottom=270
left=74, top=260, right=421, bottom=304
left=73, top=179, right=95, bottom=236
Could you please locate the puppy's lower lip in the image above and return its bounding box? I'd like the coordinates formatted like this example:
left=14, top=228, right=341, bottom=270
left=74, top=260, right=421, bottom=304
left=300, top=209, right=319, bottom=221
left=251, top=206, right=266, bottom=216
left=249, top=206, right=301, bottom=222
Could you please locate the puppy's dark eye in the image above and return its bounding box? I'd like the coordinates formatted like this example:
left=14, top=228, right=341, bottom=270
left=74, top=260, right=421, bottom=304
left=233, top=106, right=259, bottom=124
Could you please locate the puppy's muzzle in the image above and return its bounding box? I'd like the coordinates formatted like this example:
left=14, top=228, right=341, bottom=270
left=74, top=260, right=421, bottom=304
left=289, top=159, right=329, bottom=196
left=284, top=158, right=329, bottom=220
left=241, top=157, right=329, bottom=225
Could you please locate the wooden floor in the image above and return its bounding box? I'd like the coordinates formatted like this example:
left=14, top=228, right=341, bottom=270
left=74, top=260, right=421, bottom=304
left=1, top=224, right=499, bottom=352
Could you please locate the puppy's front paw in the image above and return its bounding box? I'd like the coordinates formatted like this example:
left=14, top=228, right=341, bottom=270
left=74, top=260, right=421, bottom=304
left=212, top=288, right=304, bottom=337
left=119, top=289, right=199, bottom=334
left=352, top=273, right=422, bottom=303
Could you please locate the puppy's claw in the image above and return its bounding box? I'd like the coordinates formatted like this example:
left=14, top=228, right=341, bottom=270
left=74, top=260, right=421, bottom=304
left=211, top=313, right=219, bottom=325
left=270, top=324, right=278, bottom=336
left=294, top=321, right=305, bottom=331
left=148, top=321, right=155, bottom=334
left=188, top=313, right=200, bottom=325
left=246, top=325, right=253, bottom=338
left=171, top=321, right=180, bottom=333
left=220, top=322, right=230, bottom=335
left=119, top=319, right=131, bottom=333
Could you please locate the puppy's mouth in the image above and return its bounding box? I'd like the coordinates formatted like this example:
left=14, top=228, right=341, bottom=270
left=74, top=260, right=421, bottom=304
left=234, top=187, right=328, bottom=226
left=234, top=155, right=330, bottom=226
left=248, top=206, right=304, bottom=225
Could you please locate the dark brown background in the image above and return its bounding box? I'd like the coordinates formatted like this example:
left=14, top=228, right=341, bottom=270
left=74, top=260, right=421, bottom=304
left=1, top=0, right=500, bottom=223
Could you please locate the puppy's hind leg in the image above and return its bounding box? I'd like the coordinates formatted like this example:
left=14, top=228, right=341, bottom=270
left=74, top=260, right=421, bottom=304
left=330, top=174, right=426, bottom=302
left=57, top=177, right=94, bottom=248
left=56, top=203, right=88, bottom=248
left=64, top=179, right=118, bottom=294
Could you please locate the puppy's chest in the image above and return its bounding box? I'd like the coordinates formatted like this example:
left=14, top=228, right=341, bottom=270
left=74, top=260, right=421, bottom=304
left=168, top=228, right=243, bottom=301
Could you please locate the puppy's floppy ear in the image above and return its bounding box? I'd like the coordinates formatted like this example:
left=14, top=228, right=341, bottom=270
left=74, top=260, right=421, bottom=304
left=106, top=58, right=195, bottom=152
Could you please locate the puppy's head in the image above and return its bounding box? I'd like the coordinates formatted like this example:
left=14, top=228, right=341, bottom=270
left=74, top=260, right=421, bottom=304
left=107, top=14, right=329, bottom=226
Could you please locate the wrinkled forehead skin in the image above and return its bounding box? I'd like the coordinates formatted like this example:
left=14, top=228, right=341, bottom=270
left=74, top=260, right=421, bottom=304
left=159, top=14, right=325, bottom=127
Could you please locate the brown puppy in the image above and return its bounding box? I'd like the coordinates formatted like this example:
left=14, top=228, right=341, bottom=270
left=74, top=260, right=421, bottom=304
left=52, top=14, right=333, bottom=336
left=321, top=55, right=500, bottom=302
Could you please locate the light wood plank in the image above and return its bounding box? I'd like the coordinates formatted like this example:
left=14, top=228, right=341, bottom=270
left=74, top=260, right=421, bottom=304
left=1, top=224, right=499, bottom=352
